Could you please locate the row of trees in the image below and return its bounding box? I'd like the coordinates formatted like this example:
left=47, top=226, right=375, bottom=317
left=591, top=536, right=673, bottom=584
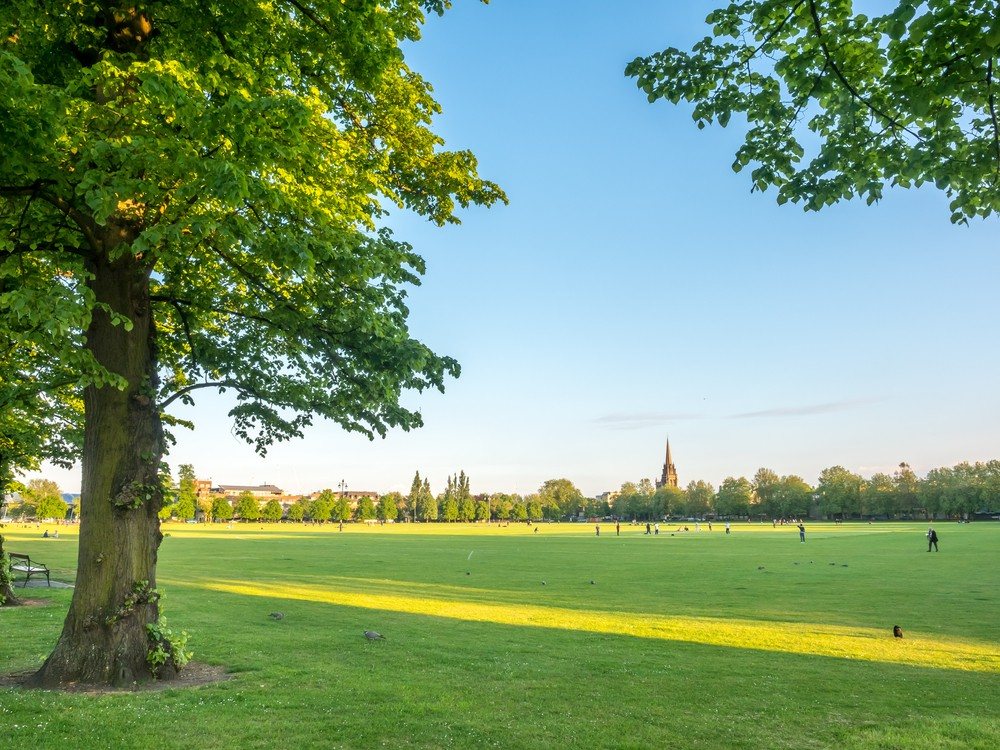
left=612, top=462, right=1000, bottom=521
left=16, top=459, right=1000, bottom=526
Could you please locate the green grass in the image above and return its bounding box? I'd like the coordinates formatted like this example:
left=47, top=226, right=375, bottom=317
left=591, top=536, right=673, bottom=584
left=2, top=521, right=998, bottom=749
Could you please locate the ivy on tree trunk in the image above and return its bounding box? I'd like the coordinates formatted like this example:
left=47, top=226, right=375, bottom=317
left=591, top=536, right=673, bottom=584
left=0, top=534, right=22, bottom=607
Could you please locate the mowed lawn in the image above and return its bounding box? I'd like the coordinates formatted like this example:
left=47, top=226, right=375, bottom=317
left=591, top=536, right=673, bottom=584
left=2, top=521, right=998, bottom=749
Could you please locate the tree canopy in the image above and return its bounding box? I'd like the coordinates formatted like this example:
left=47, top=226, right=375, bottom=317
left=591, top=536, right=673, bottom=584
left=627, top=0, right=1000, bottom=223
left=1, top=0, right=504, bottom=687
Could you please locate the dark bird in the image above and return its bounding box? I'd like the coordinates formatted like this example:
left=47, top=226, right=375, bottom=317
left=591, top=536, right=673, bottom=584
left=757, top=565, right=765, bottom=570
left=268, top=612, right=284, bottom=620
left=466, top=571, right=471, bottom=575
left=364, top=630, right=385, bottom=641
left=541, top=581, right=546, bottom=586
left=590, top=580, right=596, bottom=585
left=893, top=625, right=903, bottom=638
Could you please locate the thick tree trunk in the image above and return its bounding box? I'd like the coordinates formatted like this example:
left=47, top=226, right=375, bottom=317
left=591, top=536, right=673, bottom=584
left=27, top=250, right=168, bottom=688
left=1, top=534, right=22, bottom=606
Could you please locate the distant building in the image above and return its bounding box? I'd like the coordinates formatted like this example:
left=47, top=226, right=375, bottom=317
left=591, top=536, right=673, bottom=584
left=655, top=438, right=679, bottom=489
left=217, top=484, right=285, bottom=498
left=194, top=479, right=213, bottom=502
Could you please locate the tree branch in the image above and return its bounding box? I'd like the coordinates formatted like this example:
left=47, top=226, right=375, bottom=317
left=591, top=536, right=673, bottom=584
left=2, top=181, right=100, bottom=255
left=279, top=1, right=334, bottom=37
left=149, top=295, right=200, bottom=374
left=159, top=381, right=262, bottom=411
left=987, top=58, right=1000, bottom=183
left=807, top=0, right=922, bottom=142
left=745, top=0, right=808, bottom=61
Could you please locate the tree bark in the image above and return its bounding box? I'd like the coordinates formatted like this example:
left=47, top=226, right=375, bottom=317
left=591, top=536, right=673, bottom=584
left=27, top=247, right=168, bottom=687
left=1, top=534, right=22, bottom=606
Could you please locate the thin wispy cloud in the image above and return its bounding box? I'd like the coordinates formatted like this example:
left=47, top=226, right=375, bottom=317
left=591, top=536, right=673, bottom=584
left=594, top=412, right=704, bottom=430
left=729, top=398, right=880, bottom=420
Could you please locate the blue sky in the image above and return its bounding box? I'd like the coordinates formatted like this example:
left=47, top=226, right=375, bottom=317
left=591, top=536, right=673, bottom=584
left=35, top=0, right=1000, bottom=497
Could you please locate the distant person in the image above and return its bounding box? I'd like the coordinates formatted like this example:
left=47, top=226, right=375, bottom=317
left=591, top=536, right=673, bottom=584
left=53, top=530, right=59, bottom=539
left=798, top=523, right=805, bottom=543
left=725, top=522, right=731, bottom=535
left=595, top=524, right=600, bottom=537
left=616, top=521, right=620, bottom=536
left=42, top=530, right=49, bottom=538
left=707, top=521, right=712, bottom=531
left=654, top=523, right=659, bottom=535
left=645, top=523, right=651, bottom=535
left=339, top=521, right=344, bottom=532
left=927, top=527, right=939, bottom=552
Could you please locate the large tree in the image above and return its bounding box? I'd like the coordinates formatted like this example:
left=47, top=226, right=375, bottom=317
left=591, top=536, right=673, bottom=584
left=21, top=477, right=69, bottom=520
left=684, top=480, right=715, bottom=517
left=538, top=478, right=584, bottom=519
left=234, top=491, right=261, bottom=522
left=714, top=476, right=753, bottom=517
left=751, top=468, right=780, bottom=517
left=816, top=465, right=865, bottom=518
left=1, top=1, right=503, bottom=687
left=173, top=464, right=198, bottom=521
left=628, top=0, right=1000, bottom=223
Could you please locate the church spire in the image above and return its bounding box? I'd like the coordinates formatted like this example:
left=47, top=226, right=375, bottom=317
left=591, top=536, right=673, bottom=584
left=657, top=437, right=678, bottom=489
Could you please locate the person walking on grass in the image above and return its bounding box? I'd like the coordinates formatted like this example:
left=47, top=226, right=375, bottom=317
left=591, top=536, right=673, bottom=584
left=798, top=522, right=806, bottom=543
left=927, top=527, right=939, bottom=552
left=595, top=524, right=600, bottom=537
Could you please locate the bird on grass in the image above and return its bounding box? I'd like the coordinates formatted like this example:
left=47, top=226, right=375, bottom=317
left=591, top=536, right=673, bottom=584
left=364, top=630, right=386, bottom=641
left=268, top=612, right=284, bottom=620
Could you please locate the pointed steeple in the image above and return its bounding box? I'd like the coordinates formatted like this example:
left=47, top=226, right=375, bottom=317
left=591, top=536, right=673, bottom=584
left=656, top=437, right=678, bottom=489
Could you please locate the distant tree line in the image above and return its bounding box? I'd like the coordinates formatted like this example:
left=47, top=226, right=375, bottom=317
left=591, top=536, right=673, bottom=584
left=15, top=459, right=1000, bottom=525
left=612, top=462, right=1000, bottom=521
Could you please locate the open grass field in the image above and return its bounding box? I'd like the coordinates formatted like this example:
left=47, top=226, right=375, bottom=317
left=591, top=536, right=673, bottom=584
left=2, top=520, right=998, bottom=749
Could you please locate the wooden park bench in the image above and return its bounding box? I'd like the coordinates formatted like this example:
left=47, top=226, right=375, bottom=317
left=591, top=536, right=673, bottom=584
left=9, top=553, right=50, bottom=587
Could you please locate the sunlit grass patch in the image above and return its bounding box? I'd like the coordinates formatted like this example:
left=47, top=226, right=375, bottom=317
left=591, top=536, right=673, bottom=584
left=197, top=579, right=1000, bottom=674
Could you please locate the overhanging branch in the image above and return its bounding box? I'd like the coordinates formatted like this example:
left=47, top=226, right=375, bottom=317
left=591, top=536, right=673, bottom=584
left=807, top=0, right=923, bottom=142
left=159, top=380, right=263, bottom=411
